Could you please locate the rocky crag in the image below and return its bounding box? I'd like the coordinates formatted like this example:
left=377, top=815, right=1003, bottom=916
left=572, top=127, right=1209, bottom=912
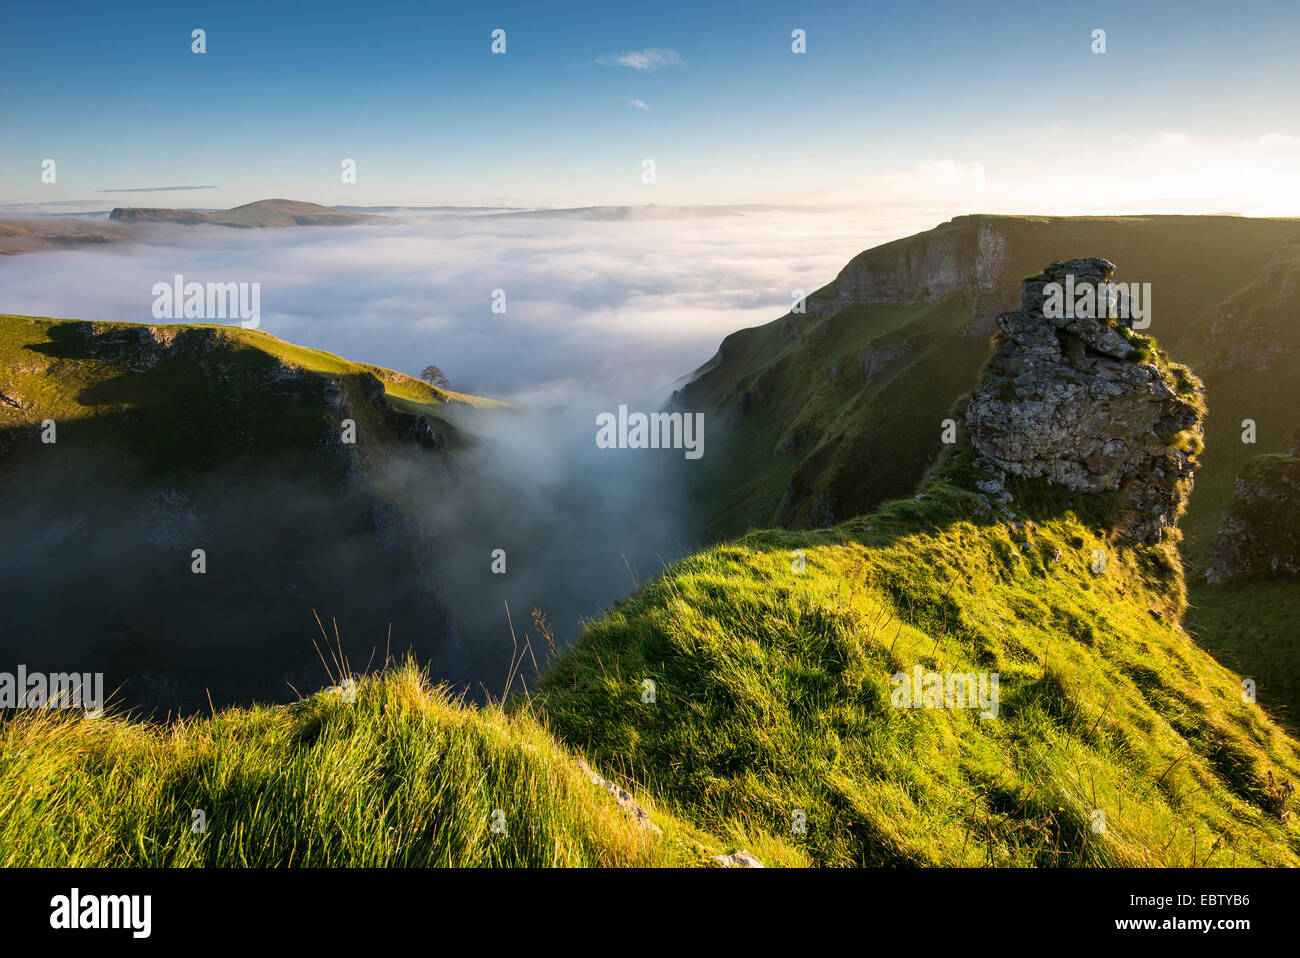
left=965, top=258, right=1205, bottom=544
left=1206, top=453, right=1300, bottom=584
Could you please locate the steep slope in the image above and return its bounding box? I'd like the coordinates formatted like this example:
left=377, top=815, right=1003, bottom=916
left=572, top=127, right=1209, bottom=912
left=678, top=214, right=1300, bottom=538
left=0, top=315, right=492, bottom=715
left=539, top=280, right=1298, bottom=865
left=537, top=472, right=1300, bottom=865
left=0, top=664, right=799, bottom=867
left=676, top=214, right=1300, bottom=722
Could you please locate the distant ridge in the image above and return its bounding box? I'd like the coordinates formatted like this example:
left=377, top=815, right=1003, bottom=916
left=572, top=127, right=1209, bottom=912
left=108, top=198, right=380, bottom=228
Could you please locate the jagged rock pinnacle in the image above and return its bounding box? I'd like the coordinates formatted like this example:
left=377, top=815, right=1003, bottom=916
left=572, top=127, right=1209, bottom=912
left=965, top=258, right=1205, bottom=544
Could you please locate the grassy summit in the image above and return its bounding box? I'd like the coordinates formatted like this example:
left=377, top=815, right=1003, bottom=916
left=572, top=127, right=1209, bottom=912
left=537, top=468, right=1300, bottom=866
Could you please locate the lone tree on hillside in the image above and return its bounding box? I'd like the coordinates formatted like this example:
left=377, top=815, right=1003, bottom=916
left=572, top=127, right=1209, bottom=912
left=420, top=364, right=450, bottom=389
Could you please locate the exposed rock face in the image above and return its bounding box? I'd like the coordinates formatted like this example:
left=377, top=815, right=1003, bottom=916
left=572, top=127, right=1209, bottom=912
left=806, top=218, right=1009, bottom=318
left=1206, top=454, right=1300, bottom=584
left=966, top=259, right=1205, bottom=544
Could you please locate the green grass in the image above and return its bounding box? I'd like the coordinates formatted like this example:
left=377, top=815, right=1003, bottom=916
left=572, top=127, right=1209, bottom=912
left=9, top=467, right=1294, bottom=866
left=538, top=470, right=1300, bottom=866
left=0, top=663, right=802, bottom=867
left=3, top=295, right=1299, bottom=867
left=0, top=315, right=499, bottom=477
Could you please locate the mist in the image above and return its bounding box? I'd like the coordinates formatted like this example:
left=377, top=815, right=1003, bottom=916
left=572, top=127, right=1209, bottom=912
left=0, top=204, right=949, bottom=714
left=0, top=205, right=948, bottom=398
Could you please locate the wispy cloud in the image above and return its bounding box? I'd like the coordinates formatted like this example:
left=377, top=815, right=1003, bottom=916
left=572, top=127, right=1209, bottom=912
left=627, top=98, right=651, bottom=110
left=98, top=185, right=218, bottom=193
left=596, top=48, right=681, bottom=71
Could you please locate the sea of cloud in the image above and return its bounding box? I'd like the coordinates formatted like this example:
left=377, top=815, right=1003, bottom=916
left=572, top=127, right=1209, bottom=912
left=0, top=205, right=952, bottom=399
left=0, top=204, right=963, bottom=707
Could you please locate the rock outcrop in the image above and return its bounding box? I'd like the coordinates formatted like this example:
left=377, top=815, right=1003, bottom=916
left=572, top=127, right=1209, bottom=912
left=713, top=850, right=764, bottom=868
left=966, top=259, right=1205, bottom=544
left=804, top=217, right=1010, bottom=319
left=1206, top=454, right=1300, bottom=584
left=576, top=760, right=660, bottom=834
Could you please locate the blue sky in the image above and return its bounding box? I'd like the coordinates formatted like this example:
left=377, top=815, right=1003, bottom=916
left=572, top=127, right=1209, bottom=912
left=4, top=0, right=1300, bottom=210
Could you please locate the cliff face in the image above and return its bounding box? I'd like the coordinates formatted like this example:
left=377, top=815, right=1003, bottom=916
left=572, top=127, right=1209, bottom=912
left=805, top=217, right=1010, bottom=317
left=966, top=259, right=1205, bottom=544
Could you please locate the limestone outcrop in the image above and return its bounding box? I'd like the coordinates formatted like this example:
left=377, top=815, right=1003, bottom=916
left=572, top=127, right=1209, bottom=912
left=1206, top=454, right=1300, bottom=584
left=966, top=259, right=1205, bottom=544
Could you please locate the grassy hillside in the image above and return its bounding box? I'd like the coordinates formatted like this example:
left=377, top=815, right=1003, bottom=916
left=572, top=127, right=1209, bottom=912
left=0, top=315, right=497, bottom=715
left=0, top=315, right=491, bottom=445
left=677, top=214, right=1300, bottom=724
left=538, top=466, right=1300, bottom=866
left=0, top=218, right=130, bottom=255
left=5, top=460, right=1295, bottom=866
left=0, top=663, right=801, bottom=867
left=3, top=306, right=1297, bottom=866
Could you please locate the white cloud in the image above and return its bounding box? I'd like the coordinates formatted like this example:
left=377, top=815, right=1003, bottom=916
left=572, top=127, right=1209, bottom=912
left=0, top=208, right=939, bottom=399
left=596, top=48, right=682, bottom=71
left=979, top=130, right=1300, bottom=215
left=799, top=134, right=1300, bottom=216
left=627, top=98, right=651, bottom=110
left=802, top=160, right=987, bottom=205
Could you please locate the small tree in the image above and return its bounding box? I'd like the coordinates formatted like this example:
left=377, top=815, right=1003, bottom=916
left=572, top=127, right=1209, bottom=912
left=420, top=364, right=450, bottom=389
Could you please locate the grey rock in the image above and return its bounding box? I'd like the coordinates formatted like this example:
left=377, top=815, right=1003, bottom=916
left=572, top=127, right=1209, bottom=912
left=966, top=259, right=1204, bottom=544
left=714, top=849, right=764, bottom=868
left=1206, top=456, right=1300, bottom=584
left=576, top=760, right=661, bottom=834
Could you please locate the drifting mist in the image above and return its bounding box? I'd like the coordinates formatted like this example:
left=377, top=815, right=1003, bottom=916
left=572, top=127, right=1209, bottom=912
left=0, top=205, right=946, bottom=713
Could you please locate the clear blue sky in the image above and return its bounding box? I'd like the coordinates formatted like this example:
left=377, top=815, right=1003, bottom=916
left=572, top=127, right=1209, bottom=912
left=4, top=0, right=1299, bottom=210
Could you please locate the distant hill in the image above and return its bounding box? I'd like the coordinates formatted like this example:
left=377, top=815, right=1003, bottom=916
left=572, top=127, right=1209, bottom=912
left=496, top=203, right=743, bottom=221
left=0, top=218, right=130, bottom=254
left=108, top=198, right=380, bottom=228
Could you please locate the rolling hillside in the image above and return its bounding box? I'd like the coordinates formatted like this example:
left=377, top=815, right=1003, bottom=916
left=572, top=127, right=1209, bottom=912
left=4, top=415, right=1297, bottom=866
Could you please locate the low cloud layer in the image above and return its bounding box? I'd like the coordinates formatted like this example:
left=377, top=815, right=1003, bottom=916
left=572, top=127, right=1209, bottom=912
left=0, top=205, right=976, bottom=709
left=0, top=207, right=943, bottom=399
